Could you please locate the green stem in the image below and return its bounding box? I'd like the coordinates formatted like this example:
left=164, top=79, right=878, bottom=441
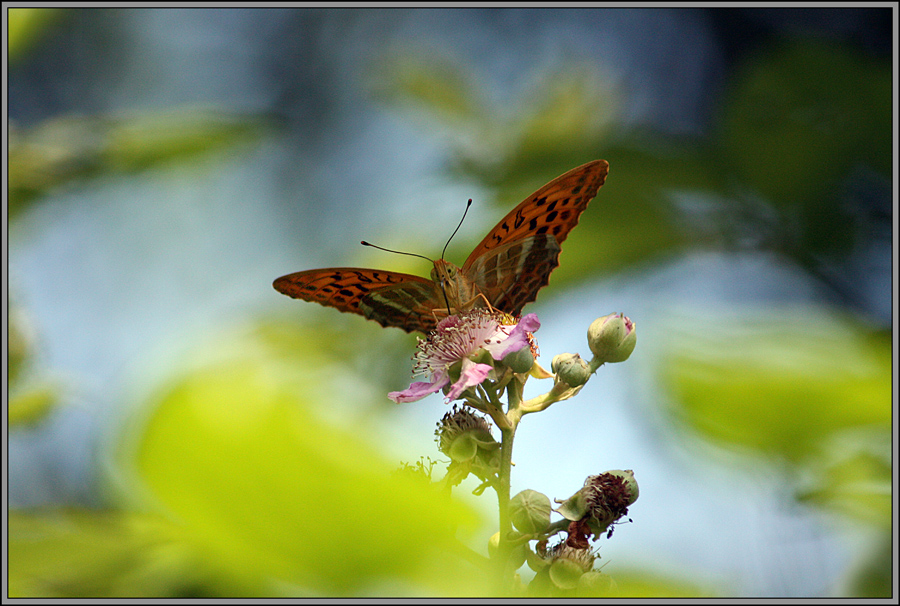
left=495, top=379, right=524, bottom=588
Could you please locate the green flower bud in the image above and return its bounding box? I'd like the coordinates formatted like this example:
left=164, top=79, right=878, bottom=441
left=510, top=489, right=552, bottom=534
left=587, top=313, right=636, bottom=366
left=503, top=346, right=535, bottom=374
left=551, top=352, right=592, bottom=387
left=487, top=531, right=528, bottom=569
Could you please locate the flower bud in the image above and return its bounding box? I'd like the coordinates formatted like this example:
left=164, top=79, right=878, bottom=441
left=551, top=352, right=592, bottom=387
left=503, top=346, right=535, bottom=374
left=587, top=313, right=636, bottom=366
left=488, top=532, right=528, bottom=569
left=549, top=558, right=585, bottom=590
left=510, top=489, right=552, bottom=534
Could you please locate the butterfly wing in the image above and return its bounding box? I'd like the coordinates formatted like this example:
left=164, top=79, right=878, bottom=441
left=273, top=268, right=442, bottom=334
left=462, top=159, right=609, bottom=313
left=463, top=234, right=562, bottom=316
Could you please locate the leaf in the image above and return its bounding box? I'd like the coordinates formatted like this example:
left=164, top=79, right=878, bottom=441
left=8, top=109, right=269, bottom=219
left=117, top=338, right=485, bottom=596
left=718, top=38, right=891, bottom=256
left=8, top=509, right=269, bottom=598
left=660, top=306, right=891, bottom=464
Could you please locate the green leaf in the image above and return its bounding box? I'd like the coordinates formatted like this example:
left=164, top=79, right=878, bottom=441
left=9, top=109, right=270, bottom=219
left=661, top=306, right=891, bottom=464
left=8, top=509, right=270, bottom=598
left=119, top=342, right=484, bottom=595
left=719, top=38, right=891, bottom=234
left=9, top=383, right=61, bottom=427
left=7, top=8, right=62, bottom=61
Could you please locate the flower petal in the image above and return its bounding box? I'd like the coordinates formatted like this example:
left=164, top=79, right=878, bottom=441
left=388, top=376, right=449, bottom=403
left=487, top=313, right=540, bottom=360
left=445, top=358, right=493, bottom=401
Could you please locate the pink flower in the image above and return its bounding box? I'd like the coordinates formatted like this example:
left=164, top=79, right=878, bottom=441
left=388, top=310, right=540, bottom=404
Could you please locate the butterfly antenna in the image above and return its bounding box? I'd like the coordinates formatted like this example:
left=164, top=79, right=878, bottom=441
left=360, top=241, right=433, bottom=263
left=441, top=199, right=473, bottom=260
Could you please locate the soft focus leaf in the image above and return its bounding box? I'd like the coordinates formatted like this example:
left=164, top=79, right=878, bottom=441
left=8, top=109, right=269, bottom=219
left=796, top=427, right=891, bottom=528
left=9, top=383, right=61, bottom=427
left=7, top=8, right=61, bottom=61
left=719, top=39, right=890, bottom=257
left=117, top=330, right=485, bottom=596
left=661, top=306, right=891, bottom=465
left=8, top=509, right=270, bottom=598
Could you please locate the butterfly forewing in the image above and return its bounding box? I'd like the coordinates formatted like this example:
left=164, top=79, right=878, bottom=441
left=463, top=159, right=608, bottom=266
left=461, top=159, right=608, bottom=314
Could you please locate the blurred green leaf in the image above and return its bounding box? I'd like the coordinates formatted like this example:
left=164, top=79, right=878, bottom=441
left=583, top=568, right=713, bottom=598
left=8, top=109, right=271, bottom=220
left=8, top=509, right=270, bottom=598
left=370, top=54, right=481, bottom=124
left=111, top=325, right=487, bottom=596
left=7, top=8, right=62, bottom=61
left=718, top=38, right=891, bottom=256
left=9, top=383, right=61, bottom=427
left=796, top=427, right=891, bottom=528
left=842, top=533, right=892, bottom=598
left=8, top=299, right=63, bottom=425
left=8, top=301, right=36, bottom=388
left=661, top=306, right=891, bottom=464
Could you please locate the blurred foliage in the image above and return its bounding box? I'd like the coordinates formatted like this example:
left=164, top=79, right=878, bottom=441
left=661, top=307, right=890, bottom=463
left=8, top=109, right=272, bottom=221
left=659, top=305, right=892, bottom=597
left=8, top=301, right=63, bottom=426
left=578, top=569, right=714, bottom=598
left=7, top=7, right=62, bottom=62
left=8, top=509, right=273, bottom=597
left=10, top=321, right=490, bottom=597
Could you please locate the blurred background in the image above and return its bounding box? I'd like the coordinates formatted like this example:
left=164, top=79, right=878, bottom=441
left=6, top=7, right=894, bottom=598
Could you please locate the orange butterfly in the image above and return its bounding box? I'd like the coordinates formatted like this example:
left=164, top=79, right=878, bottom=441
left=273, top=160, right=609, bottom=334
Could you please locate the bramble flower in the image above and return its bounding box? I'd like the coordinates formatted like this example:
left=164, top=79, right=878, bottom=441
left=388, top=310, right=540, bottom=403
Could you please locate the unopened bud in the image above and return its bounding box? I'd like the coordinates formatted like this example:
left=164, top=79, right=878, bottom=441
left=587, top=313, right=636, bottom=366
left=552, top=352, right=592, bottom=387
left=510, top=489, right=552, bottom=534
left=503, top=346, right=535, bottom=374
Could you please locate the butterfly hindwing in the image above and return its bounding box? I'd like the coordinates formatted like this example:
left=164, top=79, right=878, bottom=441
left=358, top=280, right=445, bottom=333
left=463, top=234, right=562, bottom=315
left=273, top=268, right=440, bottom=333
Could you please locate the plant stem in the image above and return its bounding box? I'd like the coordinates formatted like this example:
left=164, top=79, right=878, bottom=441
left=495, top=379, right=524, bottom=588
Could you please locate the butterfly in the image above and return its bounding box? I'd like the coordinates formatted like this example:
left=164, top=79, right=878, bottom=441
left=273, top=159, right=609, bottom=334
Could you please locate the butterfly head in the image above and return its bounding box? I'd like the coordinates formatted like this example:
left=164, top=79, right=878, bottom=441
left=432, top=259, right=466, bottom=313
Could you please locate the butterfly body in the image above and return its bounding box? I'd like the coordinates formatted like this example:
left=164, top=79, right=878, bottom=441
left=274, top=159, right=609, bottom=334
